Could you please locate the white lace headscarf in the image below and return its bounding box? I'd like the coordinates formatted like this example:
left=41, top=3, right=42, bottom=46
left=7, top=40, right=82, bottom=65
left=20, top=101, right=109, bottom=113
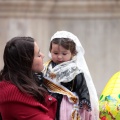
left=49, top=31, right=99, bottom=120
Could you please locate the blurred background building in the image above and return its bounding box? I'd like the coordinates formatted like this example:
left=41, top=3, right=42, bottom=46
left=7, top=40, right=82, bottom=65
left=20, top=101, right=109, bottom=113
left=0, top=0, right=120, bottom=97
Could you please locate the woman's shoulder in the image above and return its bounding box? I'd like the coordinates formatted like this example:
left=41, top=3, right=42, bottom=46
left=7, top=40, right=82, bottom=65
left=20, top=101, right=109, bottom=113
left=0, top=80, right=24, bottom=97
left=0, top=81, right=30, bottom=102
left=0, top=80, right=17, bottom=93
left=0, top=81, right=57, bottom=119
left=0, top=80, right=56, bottom=111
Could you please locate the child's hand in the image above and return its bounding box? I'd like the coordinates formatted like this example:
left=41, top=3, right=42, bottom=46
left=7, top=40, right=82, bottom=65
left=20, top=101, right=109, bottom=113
left=83, top=104, right=89, bottom=110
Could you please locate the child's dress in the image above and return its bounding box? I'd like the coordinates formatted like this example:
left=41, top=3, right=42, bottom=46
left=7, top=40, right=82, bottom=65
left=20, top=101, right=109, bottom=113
left=60, top=96, right=92, bottom=120
left=43, top=59, right=93, bottom=120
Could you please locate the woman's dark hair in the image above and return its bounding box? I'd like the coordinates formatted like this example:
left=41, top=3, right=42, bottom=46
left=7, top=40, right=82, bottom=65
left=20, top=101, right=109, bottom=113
left=49, top=38, right=77, bottom=55
left=0, top=37, right=47, bottom=102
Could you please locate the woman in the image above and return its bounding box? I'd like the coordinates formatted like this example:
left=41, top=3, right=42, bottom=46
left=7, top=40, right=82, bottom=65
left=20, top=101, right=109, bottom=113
left=0, top=37, right=57, bottom=120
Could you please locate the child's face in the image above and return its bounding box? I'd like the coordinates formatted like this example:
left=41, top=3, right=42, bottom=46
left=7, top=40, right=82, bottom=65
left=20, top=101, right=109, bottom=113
left=50, top=43, right=73, bottom=64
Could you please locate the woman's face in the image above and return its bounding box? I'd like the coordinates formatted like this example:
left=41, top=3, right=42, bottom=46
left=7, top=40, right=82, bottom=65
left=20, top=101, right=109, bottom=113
left=32, top=42, right=44, bottom=73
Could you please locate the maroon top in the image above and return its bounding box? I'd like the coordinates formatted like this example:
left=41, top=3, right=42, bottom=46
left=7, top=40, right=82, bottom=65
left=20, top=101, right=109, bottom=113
left=0, top=81, right=57, bottom=120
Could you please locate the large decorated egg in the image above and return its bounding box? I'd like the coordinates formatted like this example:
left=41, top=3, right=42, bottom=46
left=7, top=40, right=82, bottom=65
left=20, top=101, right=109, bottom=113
left=99, top=71, right=120, bottom=120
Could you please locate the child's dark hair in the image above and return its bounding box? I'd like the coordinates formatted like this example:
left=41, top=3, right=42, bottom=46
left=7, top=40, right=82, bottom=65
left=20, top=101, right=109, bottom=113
left=49, top=38, right=77, bottom=55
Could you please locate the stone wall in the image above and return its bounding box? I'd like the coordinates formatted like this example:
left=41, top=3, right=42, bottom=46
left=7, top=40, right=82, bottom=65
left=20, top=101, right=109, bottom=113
left=0, top=0, right=120, bottom=97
